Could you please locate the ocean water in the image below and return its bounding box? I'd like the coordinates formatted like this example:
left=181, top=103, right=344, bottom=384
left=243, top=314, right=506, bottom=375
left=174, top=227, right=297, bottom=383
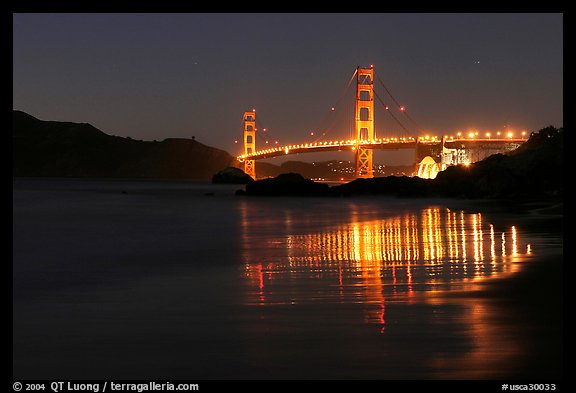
left=12, top=179, right=563, bottom=379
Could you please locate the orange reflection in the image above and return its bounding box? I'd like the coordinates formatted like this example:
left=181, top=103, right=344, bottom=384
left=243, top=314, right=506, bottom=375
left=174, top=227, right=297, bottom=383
left=240, top=205, right=532, bottom=329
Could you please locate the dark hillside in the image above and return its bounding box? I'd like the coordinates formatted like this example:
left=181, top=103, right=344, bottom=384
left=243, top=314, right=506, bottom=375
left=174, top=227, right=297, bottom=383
left=13, top=110, right=237, bottom=179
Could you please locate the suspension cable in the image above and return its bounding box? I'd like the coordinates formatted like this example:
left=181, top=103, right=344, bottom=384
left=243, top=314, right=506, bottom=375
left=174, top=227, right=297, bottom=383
left=373, top=89, right=413, bottom=135
left=376, top=74, right=423, bottom=133
left=312, top=68, right=358, bottom=143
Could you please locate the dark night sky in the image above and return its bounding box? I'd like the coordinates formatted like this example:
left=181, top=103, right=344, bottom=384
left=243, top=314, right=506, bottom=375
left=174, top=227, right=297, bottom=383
left=13, top=13, right=563, bottom=164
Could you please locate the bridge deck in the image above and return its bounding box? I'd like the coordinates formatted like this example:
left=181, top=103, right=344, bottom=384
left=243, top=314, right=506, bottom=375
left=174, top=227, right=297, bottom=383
left=238, top=138, right=526, bottom=161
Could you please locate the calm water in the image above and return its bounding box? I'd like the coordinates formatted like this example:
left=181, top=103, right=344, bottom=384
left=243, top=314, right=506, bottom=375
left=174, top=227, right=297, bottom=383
left=12, top=179, right=563, bottom=379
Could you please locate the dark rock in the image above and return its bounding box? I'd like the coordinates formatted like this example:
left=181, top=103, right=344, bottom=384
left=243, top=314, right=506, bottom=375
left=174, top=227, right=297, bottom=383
left=212, top=166, right=254, bottom=184
left=245, top=173, right=331, bottom=196
left=332, top=175, right=432, bottom=197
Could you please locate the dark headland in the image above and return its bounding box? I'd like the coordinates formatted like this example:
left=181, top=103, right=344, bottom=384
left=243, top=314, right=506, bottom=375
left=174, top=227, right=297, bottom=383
left=13, top=110, right=237, bottom=180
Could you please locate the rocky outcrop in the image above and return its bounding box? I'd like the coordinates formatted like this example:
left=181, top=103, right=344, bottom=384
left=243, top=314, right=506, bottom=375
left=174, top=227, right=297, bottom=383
left=244, top=173, right=331, bottom=196
left=212, top=167, right=254, bottom=184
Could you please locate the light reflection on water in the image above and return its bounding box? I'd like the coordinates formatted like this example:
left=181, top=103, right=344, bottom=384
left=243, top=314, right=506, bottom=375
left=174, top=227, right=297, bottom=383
left=242, top=207, right=530, bottom=305
left=239, top=203, right=536, bottom=378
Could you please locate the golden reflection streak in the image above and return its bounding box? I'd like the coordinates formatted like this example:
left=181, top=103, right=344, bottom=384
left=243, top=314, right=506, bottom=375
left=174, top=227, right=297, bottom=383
left=512, top=226, right=518, bottom=255
left=478, top=213, right=484, bottom=263
left=490, top=224, right=496, bottom=264
left=447, top=210, right=454, bottom=262
left=460, top=212, right=467, bottom=277
left=435, top=208, right=443, bottom=263
left=241, top=205, right=532, bottom=312
left=239, top=203, right=536, bottom=375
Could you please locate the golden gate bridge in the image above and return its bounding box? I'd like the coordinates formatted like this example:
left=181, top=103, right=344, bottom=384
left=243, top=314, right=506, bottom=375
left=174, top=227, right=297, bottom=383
left=236, top=65, right=527, bottom=180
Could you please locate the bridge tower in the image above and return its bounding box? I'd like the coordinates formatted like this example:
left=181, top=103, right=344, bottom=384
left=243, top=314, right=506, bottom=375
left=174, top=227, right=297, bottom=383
left=243, top=110, right=256, bottom=179
left=355, top=66, right=374, bottom=178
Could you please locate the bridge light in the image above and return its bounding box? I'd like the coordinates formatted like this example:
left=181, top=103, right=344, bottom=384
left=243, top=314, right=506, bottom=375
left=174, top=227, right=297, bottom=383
left=486, top=132, right=491, bottom=139
left=457, top=132, right=462, bottom=137
left=265, top=140, right=269, bottom=144
left=234, top=140, right=238, bottom=144
left=275, top=140, right=278, bottom=144
left=285, top=147, right=289, bottom=154
left=507, top=132, right=513, bottom=139
left=310, top=131, right=314, bottom=136
left=521, top=131, right=527, bottom=138
left=468, top=132, right=475, bottom=138
left=497, top=131, right=501, bottom=136
left=263, top=128, right=267, bottom=132
left=400, top=106, right=405, bottom=111
left=331, top=107, right=335, bottom=111
left=385, top=106, right=389, bottom=110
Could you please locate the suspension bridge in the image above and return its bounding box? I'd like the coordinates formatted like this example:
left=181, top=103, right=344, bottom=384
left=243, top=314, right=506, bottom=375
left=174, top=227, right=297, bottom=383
left=236, top=65, right=527, bottom=180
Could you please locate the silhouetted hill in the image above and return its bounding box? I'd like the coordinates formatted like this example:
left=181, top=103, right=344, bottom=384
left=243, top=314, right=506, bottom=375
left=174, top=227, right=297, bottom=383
left=431, top=126, right=563, bottom=199
left=13, top=110, right=237, bottom=179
